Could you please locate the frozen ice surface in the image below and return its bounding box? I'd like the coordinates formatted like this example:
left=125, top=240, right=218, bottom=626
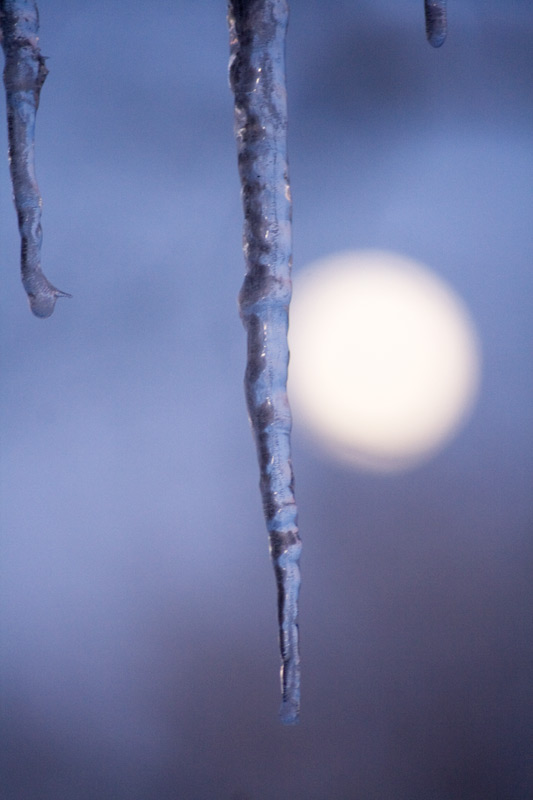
left=228, top=0, right=301, bottom=724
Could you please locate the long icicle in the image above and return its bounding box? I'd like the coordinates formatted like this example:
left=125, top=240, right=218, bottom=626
left=424, top=0, right=447, bottom=48
left=228, top=0, right=301, bottom=724
left=0, top=0, right=70, bottom=317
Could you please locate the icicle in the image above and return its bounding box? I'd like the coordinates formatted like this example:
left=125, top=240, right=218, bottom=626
left=0, top=0, right=70, bottom=317
left=424, top=0, right=447, bottom=48
left=228, top=0, right=301, bottom=725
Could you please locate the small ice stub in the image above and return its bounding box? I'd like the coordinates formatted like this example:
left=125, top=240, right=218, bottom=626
left=425, top=0, right=447, bottom=48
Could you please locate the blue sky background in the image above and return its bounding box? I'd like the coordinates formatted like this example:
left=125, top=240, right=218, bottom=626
left=1, top=2, right=532, bottom=797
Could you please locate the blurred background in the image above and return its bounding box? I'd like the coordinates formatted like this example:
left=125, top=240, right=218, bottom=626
left=1, top=1, right=532, bottom=797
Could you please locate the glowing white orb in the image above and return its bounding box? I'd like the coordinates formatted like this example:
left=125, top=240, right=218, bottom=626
left=288, top=251, right=481, bottom=472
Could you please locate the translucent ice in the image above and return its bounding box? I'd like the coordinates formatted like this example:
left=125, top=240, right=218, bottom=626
left=425, top=0, right=448, bottom=48
left=0, top=0, right=70, bottom=316
left=228, top=0, right=301, bottom=725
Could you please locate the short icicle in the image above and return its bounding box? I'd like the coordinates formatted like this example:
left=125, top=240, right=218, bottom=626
left=227, top=0, right=301, bottom=724
left=424, top=0, right=447, bottom=48
left=0, top=0, right=70, bottom=317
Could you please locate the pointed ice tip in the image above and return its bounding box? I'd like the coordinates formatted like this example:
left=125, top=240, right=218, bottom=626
left=29, top=286, right=72, bottom=318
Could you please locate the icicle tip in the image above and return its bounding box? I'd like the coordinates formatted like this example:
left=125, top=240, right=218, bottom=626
left=425, top=0, right=447, bottom=48
left=280, top=699, right=300, bottom=726
left=26, top=280, right=72, bottom=318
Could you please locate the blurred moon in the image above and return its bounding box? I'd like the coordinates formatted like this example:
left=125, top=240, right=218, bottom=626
left=288, top=251, right=481, bottom=472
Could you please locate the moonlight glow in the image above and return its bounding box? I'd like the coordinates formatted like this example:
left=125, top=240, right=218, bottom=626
left=288, top=251, right=481, bottom=472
